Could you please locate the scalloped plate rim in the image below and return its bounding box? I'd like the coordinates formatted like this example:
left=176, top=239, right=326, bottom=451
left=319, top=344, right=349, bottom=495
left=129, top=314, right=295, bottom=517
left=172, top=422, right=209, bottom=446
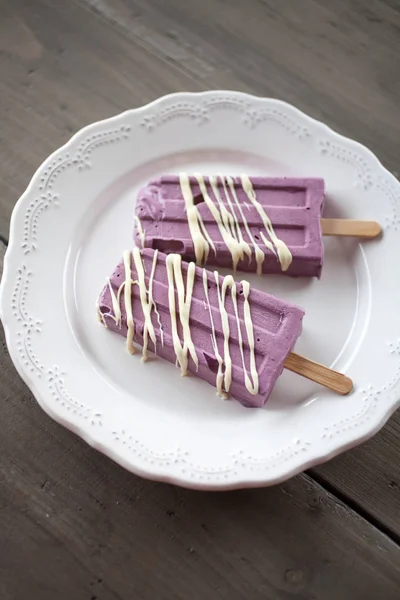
left=0, top=90, right=399, bottom=490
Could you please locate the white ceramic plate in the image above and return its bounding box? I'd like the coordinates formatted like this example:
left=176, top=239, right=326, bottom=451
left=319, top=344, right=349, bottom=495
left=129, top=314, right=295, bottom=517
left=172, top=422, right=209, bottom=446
left=1, top=91, right=400, bottom=489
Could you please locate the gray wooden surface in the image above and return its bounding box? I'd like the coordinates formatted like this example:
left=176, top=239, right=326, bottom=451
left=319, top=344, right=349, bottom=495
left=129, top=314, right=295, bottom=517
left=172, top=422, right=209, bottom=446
left=0, top=1, right=400, bottom=598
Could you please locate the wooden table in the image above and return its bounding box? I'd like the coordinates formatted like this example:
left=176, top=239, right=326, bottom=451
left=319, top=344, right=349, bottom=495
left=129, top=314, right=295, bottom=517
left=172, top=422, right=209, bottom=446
left=1, top=1, right=399, bottom=598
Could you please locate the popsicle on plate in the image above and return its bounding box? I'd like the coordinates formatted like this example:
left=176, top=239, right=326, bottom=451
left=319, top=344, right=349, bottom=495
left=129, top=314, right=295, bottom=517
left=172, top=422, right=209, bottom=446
left=97, top=248, right=304, bottom=407
left=134, top=174, right=381, bottom=277
left=97, top=249, right=352, bottom=408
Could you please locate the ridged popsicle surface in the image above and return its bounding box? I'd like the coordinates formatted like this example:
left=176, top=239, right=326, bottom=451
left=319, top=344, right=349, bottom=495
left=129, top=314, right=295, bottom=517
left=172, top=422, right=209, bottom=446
left=134, top=175, right=324, bottom=277
left=98, top=249, right=304, bottom=407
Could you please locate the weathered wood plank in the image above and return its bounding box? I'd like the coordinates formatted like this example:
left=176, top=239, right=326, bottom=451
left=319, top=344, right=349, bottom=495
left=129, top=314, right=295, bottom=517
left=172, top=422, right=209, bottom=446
left=0, top=0, right=203, bottom=237
left=3, top=0, right=399, bottom=239
left=1, top=236, right=400, bottom=599
left=312, top=410, right=400, bottom=538
left=81, top=0, right=400, bottom=174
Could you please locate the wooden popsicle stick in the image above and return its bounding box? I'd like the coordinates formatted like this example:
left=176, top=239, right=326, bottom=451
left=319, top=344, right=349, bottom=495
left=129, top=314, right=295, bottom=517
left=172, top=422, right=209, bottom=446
left=320, top=218, right=381, bottom=239
left=284, top=352, right=353, bottom=395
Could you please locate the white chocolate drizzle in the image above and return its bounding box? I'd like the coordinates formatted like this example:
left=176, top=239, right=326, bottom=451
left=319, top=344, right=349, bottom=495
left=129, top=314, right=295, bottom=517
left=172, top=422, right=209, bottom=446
left=214, top=272, right=233, bottom=393
left=180, top=172, right=215, bottom=265
left=202, top=270, right=227, bottom=399
left=101, top=250, right=259, bottom=399
left=148, top=249, right=164, bottom=347
left=239, top=280, right=258, bottom=394
left=166, top=253, right=199, bottom=376
left=97, top=278, right=121, bottom=328
left=104, top=250, right=161, bottom=359
left=107, top=277, right=121, bottom=326
left=211, top=272, right=258, bottom=397
left=123, top=250, right=135, bottom=354
left=132, top=247, right=157, bottom=361
left=241, top=174, right=292, bottom=271
left=195, top=173, right=247, bottom=272
left=178, top=172, right=293, bottom=273
left=219, top=175, right=252, bottom=264
left=226, top=176, right=266, bottom=275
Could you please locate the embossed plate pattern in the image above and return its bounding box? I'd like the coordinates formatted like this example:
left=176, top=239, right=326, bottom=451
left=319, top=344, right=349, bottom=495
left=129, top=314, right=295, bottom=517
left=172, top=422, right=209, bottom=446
left=1, top=92, right=400, bottom=489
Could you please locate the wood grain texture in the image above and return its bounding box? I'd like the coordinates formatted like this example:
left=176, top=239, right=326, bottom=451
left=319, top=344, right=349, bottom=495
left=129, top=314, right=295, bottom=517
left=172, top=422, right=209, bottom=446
left=0, top=0, right=203, bottom=237
left=1, top=0, right=400, bottom=596
left=285, top=352, right=353, bottom=395
left=1, top=238, right=400, bottom=599
left=312, top=411, right=400, bottom=539
left=320, top=218, right=382, bottom=238
left=81, top=0, right=400, bottom=173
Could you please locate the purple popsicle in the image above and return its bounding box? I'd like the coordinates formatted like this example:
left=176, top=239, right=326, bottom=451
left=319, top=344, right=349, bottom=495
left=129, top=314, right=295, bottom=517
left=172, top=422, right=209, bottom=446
left=134, top=174, right=325, bottom=277
left=97, top=248, right=304, bottom=408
